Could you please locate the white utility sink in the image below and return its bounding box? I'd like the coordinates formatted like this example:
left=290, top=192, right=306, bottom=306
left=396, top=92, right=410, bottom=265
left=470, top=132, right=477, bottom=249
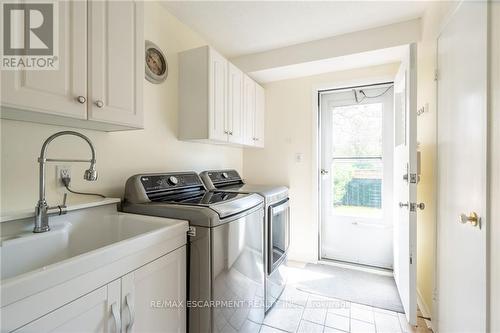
left=0, top=201, right=188, bottom=307
left=1, top=211, right=169, bottom=280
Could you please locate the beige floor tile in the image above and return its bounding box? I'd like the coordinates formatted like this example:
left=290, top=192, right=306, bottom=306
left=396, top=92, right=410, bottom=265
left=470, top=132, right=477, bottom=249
left=240, top=320, right=262, bottom=333
left=297, top=320, right=324, bottom=333
left=323, top=327, right=346, bottom=333
left=350, top=304, right=375, bottom=324
left=260, top=324, right=288, bottom=333
left=264, top=301, right=304, bottom=332
left=279, top=286, right=309, bottom=307
left=350, top=318, right=376, bottom=333
left=328, top=300, right=351, bottom=318
left=325, top=313, right=350, bottom=332
left=302, top=295, right=329, bottom=324
left=374, top=311, right=402, bottom=333
left=372, top=307, right=399, bottom=317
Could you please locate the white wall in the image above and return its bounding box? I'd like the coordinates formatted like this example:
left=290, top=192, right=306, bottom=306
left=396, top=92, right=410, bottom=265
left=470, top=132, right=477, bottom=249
left=415, top=0, right=459, bottom=317
left=242, top=63, right=399, bottom=263
left=0, top=2, right=242, bottom=213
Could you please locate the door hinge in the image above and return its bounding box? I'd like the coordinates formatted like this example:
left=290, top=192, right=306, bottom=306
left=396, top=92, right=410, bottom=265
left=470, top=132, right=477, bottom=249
left=187, top=226, right=196, bottom=237
left=434, top=69, right=439, bottom=82
left=409, top=173, right=418, bottom=184
left=403, top=173, right=418, bottom=184
left=410, top=256, right=413, bottom=264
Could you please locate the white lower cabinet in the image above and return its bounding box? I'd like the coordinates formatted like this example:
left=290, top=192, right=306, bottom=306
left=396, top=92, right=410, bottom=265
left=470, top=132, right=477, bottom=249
left=12, top=246, right=186, bottom=333
left=121, top=246, right=186, bottom=333
left=14, top=280, right=121, bottom=333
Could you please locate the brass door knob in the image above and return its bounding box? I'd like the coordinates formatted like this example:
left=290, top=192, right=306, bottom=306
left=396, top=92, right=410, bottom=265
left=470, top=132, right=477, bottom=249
left=460, top=212, right=479, bottom=227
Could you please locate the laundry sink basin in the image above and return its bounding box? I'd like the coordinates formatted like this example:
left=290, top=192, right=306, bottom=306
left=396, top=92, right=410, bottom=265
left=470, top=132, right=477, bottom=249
left=0, top=202, right=188, bottom=307
left=0, top=211, right=170, bottom=280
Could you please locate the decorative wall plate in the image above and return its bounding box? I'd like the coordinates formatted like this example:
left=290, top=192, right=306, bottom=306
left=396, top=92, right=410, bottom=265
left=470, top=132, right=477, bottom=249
left=145, top=40, right=168, bottom=84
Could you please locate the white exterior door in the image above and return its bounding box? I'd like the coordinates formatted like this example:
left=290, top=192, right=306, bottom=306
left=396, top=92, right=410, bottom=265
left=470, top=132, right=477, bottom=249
left=1, top=1, right=87, bottom=119
left=88, top=0, right=143, bottom=128
left=436, top=2, right=487, bottom=331
left=14, top=280, right=121, bottom=333
left=319, top=84, right=394, bottom=269
left=393, top=44, right=417, bottom=325
left=121, top=247, right=187, bottom=333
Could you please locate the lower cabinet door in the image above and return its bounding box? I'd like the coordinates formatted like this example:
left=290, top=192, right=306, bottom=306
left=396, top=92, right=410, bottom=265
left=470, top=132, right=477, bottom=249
left=14, top=280, right=121, bottom=333
left=121, top=246, right=187, bottom=333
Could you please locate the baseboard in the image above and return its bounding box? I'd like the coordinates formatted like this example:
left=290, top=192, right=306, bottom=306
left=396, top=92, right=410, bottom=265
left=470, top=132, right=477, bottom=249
left=417, top=288, right=433, bottom=331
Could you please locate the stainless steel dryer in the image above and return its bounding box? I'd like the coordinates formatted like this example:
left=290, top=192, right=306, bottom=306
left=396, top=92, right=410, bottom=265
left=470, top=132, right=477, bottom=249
left=122, top=172, right=265, bottom=333
left=199, top=170, right=289, bottom=313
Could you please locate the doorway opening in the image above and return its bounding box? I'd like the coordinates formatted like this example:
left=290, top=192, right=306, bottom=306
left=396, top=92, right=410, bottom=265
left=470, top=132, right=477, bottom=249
left=319, top=82, right=394, bottom=270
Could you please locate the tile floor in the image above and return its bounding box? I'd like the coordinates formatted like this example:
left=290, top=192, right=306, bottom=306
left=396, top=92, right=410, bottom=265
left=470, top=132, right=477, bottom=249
left=261, top=285, right=431, bottom=333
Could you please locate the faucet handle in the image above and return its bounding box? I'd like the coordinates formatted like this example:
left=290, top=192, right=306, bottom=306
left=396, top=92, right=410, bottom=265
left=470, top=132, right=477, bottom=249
left=62, top=193, right=67, bottom=207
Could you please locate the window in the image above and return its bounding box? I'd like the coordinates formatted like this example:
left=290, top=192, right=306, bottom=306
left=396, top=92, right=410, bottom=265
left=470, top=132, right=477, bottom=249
left=331, top=103, right=383, bottom=218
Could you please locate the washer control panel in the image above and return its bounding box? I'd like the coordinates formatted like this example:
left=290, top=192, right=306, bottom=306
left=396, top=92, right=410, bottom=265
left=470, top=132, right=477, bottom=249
left=140, top=173, right=202, bottom=193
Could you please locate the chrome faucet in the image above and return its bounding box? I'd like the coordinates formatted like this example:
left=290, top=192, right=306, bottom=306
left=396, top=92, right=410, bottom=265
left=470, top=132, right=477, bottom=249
left=34, top=131, right=98, bottom=233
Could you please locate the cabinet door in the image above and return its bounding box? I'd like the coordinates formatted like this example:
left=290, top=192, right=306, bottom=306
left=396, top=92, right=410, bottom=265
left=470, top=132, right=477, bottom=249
left=227, top=63, right=244, bottom=144
left=254, top=84, right=265, bottom=148
left=14, top=280, right=121, bottom=333
left=88, top=0, right=143, bottom=128
left=208, top=48, right=228, bottom=142
left=121, top=246, right=187, bottom=333
left=243, top=75, right=256, bottom=146
left=1, top=1, right=87, bottom=119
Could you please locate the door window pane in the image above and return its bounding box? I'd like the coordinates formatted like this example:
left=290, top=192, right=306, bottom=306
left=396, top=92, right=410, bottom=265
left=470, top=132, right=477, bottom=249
left=331, top=159, right=383, bottom=218
left=331, top=103, right=383, bottom=218
left=332, top=103, right=383, bottom=157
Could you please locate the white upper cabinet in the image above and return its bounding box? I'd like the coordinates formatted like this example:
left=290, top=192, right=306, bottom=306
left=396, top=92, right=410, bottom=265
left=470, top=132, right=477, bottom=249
left=209, top=48, right=228, bottom=142
left=88, top=0, right=143, bottom=128
left=243, top=75, right=256, bottom=146
left=227, top=63, right=244, bottom=144
left=0, top=0, right=144, bottom=131
left=1, top=1, right=87, bottom=120
left=254, top=83, right=265, bottom=147
left=242, top=76, right=265, bottom=148
left=179, top=45, right=265, bottom=147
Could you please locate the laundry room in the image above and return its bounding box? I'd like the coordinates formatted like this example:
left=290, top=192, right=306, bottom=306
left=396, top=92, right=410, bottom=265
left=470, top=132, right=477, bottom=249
left=1, top=1, right=499, bottom=333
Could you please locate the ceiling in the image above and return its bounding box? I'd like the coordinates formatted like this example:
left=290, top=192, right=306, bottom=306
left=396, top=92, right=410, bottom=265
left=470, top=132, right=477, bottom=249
left=250, top=46, right=405, bottom=83
left=162, top=1, right=430, bottom=58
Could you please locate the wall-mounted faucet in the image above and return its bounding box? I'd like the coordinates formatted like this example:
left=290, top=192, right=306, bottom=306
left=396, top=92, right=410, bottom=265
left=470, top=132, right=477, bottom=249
left=34, top=131, right=98, bottom=233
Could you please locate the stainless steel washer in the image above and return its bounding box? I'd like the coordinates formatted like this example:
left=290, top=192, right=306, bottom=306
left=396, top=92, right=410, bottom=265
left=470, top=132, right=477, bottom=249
left=200, top=170, right=289, bottom=313
left=122, top=172, right=265, bottom=333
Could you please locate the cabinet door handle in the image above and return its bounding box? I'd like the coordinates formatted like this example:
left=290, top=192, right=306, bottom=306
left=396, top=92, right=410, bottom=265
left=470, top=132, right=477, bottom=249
left=76, top=96, right=86, bottom=104
left=95, top=100, right=104, bottom=108
left=111, top=302, right=121, bottom=333
left=125, top=293, right=135, bottom=332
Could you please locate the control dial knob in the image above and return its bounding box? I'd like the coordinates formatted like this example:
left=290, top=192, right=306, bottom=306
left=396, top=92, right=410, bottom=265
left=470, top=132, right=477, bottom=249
left=221, top=172, right=229, bottom=179
left=168, top=176, right=179, bottom=186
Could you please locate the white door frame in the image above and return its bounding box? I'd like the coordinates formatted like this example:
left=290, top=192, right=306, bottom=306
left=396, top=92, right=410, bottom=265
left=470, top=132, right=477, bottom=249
left=310, top=74, right=398, bottom=264
left=317, top=83, right=395, bottom=269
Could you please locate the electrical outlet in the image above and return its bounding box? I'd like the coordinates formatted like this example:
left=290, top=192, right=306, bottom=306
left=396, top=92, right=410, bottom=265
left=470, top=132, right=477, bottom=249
left=56, top=165, right=71, bottom=190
